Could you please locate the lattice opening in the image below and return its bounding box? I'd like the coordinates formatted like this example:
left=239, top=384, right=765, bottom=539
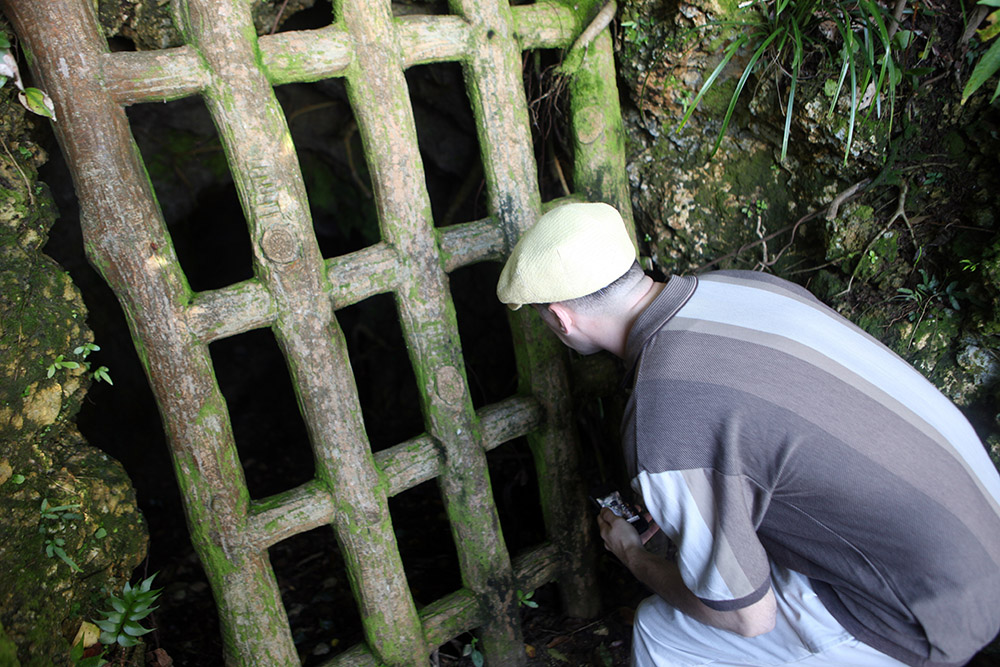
left=268, top=526, right=361, bottom=665
left=279, top=80, right=381, bottom=258
left=210, top=329, right=314, bottom=498
left=524, top=49, right=576, bottom=200
left=389, top=480, right=464, bottom=605
left=487, top=438, right=547, bottom=554
left=338, top=294, right=425, bottom=452
left=407, top=63, right=487, bottom=227
left=127, top=99, right=251, bottom=291
left=450, top=262, right=517, bottom=409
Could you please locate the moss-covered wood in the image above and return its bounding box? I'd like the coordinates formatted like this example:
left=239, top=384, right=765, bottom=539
left=5, top=0, right=631, bottom=664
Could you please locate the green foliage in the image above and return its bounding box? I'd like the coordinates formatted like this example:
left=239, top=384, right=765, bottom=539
left=677, top=0, right=908, bottom=162
left=462, top=636, right=484, bottom=667
left=741, top=199, right=770, bottom=217
left=38, top=498, right=84, bottom=572
left=896, top=269, right=964, bottom=312
left=45, top=343, right=113, bottom=384
left=0, top=34, right=56, bottom=120
left=70, top=641, right=107, bottom=667
left=962, top=0, right=1000, bottom=104
left=516, top=589, right=539, bottom=608
left=94, top=574, right=161, bottom=648
left=46, top=354, right=79, bottom=378
left=621, top=16, right=656, bottom=50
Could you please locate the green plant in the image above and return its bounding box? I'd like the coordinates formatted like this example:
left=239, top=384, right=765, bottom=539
left=677, top=0, right=907, bottom=162
left=0, top=33, right=56, bottom=119
left=517, top=589, right=538, bottom=608
left=70, top=641, right=107, bottom=667
left=46, top=354, right=80, bottom=378
left=74, top=343, right=114, bottom=384
left=741, top=199, right=770, bottom=217
left=962, top=0, right=1000, bottom=103
left=894, top=269, right=965, bottom=350
left=38, top=498, right=83, bottom=572
left=94, top=574, right=161, bottom=648
left=462, top=635, right=484, bottom=667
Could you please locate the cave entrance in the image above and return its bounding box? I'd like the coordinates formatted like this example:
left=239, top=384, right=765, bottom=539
left=7, top=0, right=634, bottom=664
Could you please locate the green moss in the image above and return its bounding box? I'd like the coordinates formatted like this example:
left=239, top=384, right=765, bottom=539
left=0, top=621, right=20, bottom=667
left=698, top=76, right=739, bottom=119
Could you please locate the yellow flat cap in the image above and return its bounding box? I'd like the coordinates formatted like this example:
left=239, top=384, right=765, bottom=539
left=496, top=202, right=636, bottom=310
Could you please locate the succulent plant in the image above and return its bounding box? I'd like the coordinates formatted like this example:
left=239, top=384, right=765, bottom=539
left=94, top=574, right=161, bottom=648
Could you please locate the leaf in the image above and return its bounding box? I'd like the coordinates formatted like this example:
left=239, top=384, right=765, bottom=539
left=712, top=29, right=783, bottom=157
left=122, top=621, right=153, bottom=637
left=0, top=35, right=10, bottom=49
left=18, top=87, right=56, bottom=120
left=52, top=545, right=82, bottom=572
left=0, top=52, right=18, bottom=85
left=548, top=648, right=570, bottom=662
left=73, top=621, right=102, bottom=648
left=978, top=9, right=1000, bottom=43
left=963, top=30, right=1000, bottom=103
left=138, top=573, right=158, bottom=593
left=471, top=651, right=484, bottom=667
left=893, top=29, right=914, bottom=49
left=676, top=33, right=751, bottom=133
left=94, top=619, right=118, bottom=633
left=979, top=0, right=1000, bottom=7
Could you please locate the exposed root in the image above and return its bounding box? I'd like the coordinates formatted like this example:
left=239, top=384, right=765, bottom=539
left=567, top=1, right=618, bottom=59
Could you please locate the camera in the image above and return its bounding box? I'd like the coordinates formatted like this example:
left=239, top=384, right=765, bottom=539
left=591, top=488, right=649, bottom=533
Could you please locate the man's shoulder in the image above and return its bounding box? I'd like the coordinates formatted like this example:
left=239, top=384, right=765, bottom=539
left=698, top=270, right=821, bottom=302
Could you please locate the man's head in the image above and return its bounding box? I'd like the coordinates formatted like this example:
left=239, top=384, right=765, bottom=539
left=495, top=202, right=637, bottom=310
left=496, top=202, right=643, bottom=355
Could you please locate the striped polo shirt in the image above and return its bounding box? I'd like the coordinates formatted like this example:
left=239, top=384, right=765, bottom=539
left=622, top=270, right=1000, bottom=667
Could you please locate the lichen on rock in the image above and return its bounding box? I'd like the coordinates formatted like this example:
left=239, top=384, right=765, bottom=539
left=0, top=24, right=148, bottom=665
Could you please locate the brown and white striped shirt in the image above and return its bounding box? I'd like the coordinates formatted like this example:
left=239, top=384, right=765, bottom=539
left=623, top=270, right=1000, bottom=667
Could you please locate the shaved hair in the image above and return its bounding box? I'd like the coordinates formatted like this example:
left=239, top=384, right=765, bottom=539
left=556, top=260, right=645, bottom=314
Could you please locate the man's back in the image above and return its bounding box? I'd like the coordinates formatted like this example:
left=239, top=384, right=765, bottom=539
left=623, top=270, right=1000, bottom=666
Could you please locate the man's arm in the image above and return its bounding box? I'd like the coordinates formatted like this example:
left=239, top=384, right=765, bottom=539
left=598, top=508, right=777, bottom=637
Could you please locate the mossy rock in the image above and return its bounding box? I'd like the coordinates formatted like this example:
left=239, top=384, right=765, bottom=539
left=0, top=29, right=148, bottom=665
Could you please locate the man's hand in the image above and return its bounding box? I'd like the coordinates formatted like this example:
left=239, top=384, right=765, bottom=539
left=598, top=507, right=644, bottom=565
left=596, top=508, right=777, bottom=637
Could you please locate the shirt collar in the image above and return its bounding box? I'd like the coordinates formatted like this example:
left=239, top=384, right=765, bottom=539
left=624, top=274, right=698, bottom=370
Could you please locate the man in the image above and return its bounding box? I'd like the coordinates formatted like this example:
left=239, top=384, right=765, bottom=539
left=496, top=201, right=1000, bottom=666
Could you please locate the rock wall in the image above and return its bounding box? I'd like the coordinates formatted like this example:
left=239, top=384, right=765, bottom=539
left=615, top=0, right=1000, bottom=458
left=0, top=23, right=148, bottom=665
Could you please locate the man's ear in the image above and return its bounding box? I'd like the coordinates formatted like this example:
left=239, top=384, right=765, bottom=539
left=547, top=303, right=574, bottom=335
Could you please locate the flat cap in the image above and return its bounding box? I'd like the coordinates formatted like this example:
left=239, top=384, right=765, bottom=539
left=496, top=202, right=636, bottom=310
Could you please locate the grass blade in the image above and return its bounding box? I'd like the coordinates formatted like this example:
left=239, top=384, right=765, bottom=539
left=676, top=33, right=751, bottom=132
left=711, top=29, right=783, bottom=156
left=781, top=16, right=805, bottom=161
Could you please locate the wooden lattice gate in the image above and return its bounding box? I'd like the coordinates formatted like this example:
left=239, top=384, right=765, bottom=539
left=4, top=0, right=633, bottom=664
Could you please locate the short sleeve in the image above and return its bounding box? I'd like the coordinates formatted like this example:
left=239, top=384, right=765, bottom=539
left=635, top=467, right=771, bottom=610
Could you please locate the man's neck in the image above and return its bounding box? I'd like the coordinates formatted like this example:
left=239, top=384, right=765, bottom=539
left=607, top=276, right=665, bottom=358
